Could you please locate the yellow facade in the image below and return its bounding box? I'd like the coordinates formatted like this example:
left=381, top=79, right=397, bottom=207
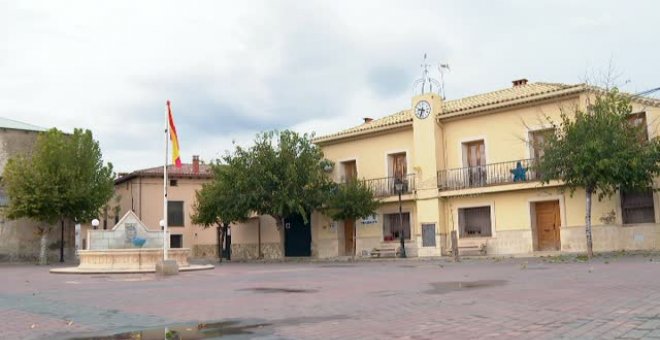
left=108, top=82, right=660, bottom=260
left=314, top=82, right=660, bottom=257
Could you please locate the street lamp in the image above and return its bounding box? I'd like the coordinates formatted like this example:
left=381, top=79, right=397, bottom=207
left=394, top=178, right=407, bottom=258
left=159, top=219, right=165, bottom=230
left=91, top=219, right=99, bottom=230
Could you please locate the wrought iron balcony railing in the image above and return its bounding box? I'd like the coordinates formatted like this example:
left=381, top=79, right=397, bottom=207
left=363, top=174, right=416, bottom=198
left=437, top=158, right=540, bottom=191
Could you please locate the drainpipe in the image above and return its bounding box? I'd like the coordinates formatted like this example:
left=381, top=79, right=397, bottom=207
left=138, top=177, right=142, bottom=220
left=258, top=216, right=262, bottom=259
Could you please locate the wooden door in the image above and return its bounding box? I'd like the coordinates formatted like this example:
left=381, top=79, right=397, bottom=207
left=530, top=129, right=553, bottom=180
left=466, top=141, right=486, bottom=185
left=344, top=219, right=355, bottom=256
left=392, top=153, right=407, bottom=179
left=535, top=201, right=560, bottom=251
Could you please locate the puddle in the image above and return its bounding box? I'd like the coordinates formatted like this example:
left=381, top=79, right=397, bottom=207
left=239, top=287, right=318, bottom=294
left=425, top=280, right=507, bottom=294
left=69, top=320, right=270, bottom=339
left=369, top=290, right=398, bottom=297
left=399, top=265, right=417, bottom=268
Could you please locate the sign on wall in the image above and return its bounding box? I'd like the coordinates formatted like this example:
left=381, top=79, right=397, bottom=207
left=361, top=214, right=378, bottom=225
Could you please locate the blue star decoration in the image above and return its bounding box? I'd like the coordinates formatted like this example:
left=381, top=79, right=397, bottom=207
left=510, top=161, right=528, bottom=182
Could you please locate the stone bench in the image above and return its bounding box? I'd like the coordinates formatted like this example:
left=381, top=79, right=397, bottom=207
left=370, top=247, right=399, bottom=258
left=458, top=239, right=487, bottom=256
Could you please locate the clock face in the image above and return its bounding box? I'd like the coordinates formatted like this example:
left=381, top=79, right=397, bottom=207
left=415, top=100, right=431, bottom=119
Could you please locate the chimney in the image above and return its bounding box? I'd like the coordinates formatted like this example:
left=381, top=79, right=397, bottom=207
left=363, top=117, right=373, bottom=123
left=512, top=78, right=528, bottom=87
left=192, top=155, right=200, bottom=174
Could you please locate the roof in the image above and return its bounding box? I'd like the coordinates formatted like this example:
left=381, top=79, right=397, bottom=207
left=114, top=163, right=213, bottom=185
left=0, top=117, right=47, bottom=132
left=314, top=82, right=660, bottom=144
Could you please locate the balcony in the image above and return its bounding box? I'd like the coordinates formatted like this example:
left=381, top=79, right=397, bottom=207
left=437, top=158, right=540, bottom=191
left=363, top=174, right=416, bottom=198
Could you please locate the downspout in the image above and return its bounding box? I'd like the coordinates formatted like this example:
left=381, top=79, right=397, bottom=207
left=258, top=216, right=262, bottom=259
left=138, top=176, right=142, bottom=220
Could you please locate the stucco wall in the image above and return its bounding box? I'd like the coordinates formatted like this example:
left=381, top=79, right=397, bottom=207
left=320, top=128, right=414, bottom=181
left=315, top=91, right=660, bottom=258
left=114, top=176, right=219, bottom=252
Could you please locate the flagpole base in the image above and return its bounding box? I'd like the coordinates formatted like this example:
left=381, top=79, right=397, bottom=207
left=155, top=259, right=179, bottom=276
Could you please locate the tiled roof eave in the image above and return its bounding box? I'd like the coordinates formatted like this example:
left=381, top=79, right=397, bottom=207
left=439, top=86, right=585, bottom=121
left=114, top=171, right=213, bottom=185
left=313, top=121, right=413, bottom=145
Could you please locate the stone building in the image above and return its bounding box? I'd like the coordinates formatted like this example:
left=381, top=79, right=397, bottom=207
left=0, top=118, right=70, bottom=262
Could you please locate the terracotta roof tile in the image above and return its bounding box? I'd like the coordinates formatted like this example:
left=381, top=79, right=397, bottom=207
left=315, top=82, right=583, bottom=143
left=115, top=163, right=213, bottom=185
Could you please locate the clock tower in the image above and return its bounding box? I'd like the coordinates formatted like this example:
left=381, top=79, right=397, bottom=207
left=410, top=56, right=446, bottom=256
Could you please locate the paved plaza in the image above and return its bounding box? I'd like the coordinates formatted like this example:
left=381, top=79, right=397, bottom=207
left=3, top=254, right=660, bottom=339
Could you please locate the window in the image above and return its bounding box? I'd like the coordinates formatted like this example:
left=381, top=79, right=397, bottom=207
left=170, top=234, right=183, bottom=248
left=170, top=179, right=178, bottom=187
left=382, top=212, right=410, bottom=241
left=458, top=206, right=492, bottom=237
left=621, top=190, right=655, bottom=224
left=168, top=201, right=184, bottom=226
left=627, top=112, right=648, bottom=142
left=0, top=188, right=8, bottom=207
left=529, top=129, right=554, bottom=159
left=341, top=160, right=357, bottom=183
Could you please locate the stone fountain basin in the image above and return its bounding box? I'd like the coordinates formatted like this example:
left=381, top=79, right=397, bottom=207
left=50, top=248, right=214, bottom=274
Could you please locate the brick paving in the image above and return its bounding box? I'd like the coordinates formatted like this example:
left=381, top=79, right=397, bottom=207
left=3, top=255, right=660, bottom=339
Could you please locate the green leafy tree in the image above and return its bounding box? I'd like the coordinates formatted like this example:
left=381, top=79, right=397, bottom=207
left=324, top=180, right=380, bottom=256
left=191, top=163, right=250, bottom=261
left=538, top=89, right=660, bottom=259
left=2, top=128, right=114, bottom=264
left=246, top=130, right=334, bottom=226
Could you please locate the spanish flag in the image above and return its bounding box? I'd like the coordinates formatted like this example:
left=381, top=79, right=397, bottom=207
left=167, top=100, right=182, bottom=168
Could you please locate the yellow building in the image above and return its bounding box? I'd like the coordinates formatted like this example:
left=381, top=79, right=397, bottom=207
left=110, top=80, right=660, bottom=261
left=310, top=79, right=660, bottom=258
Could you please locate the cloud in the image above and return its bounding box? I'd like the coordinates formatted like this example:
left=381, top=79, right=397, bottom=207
left=1, top=0, right=659, bottom=172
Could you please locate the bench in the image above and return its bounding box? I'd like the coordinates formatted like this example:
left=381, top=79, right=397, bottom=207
left=457, top=239, right=487, bottom=256
left=370, top=247, right=399, bottom=258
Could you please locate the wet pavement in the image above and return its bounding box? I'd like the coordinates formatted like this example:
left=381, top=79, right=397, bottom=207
left=3, top=254, right=660, bottom=339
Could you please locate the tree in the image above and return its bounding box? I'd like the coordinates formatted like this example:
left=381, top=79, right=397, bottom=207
left=324, top=180, right=380, bottom=256
left=245, top=130, right=334, bottom=227
left=538, top=89, right=660, bottom=259
left=2, top=128, right=114, bottom=264
left=191, top=163, right=250, bottom=261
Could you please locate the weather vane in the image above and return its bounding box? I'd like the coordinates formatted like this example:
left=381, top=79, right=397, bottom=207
left=438, top=63, right=450, bottom=99
left=412, top=53, right=446, bottom=96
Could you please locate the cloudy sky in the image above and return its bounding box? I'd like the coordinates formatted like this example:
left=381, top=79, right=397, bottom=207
left=2, top=0, right=659, bottom=172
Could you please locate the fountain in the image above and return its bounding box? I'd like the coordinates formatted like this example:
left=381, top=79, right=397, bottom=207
left=50, top=211, right=213, bottom=274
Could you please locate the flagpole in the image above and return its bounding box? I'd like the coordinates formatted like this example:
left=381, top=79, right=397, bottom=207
left=163, top=101, right=170, bottom=261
